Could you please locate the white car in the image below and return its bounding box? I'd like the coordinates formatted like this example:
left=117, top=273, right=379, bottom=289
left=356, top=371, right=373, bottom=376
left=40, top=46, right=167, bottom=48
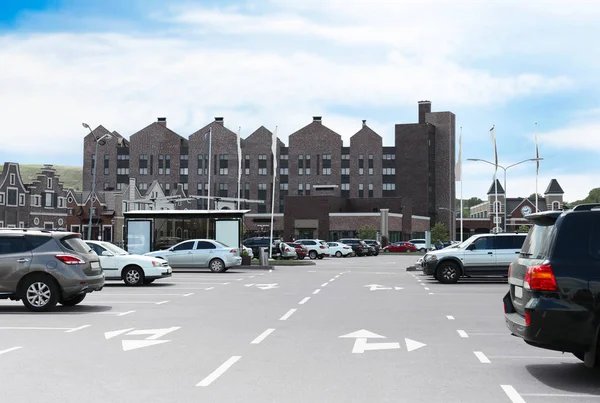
left=295, top=239, right=330, bottom=259
left=242, top=245, right=254, bottom=259
left=85, top=241, right=172, bottom=286
left=327, top=242, right=353, bottom=257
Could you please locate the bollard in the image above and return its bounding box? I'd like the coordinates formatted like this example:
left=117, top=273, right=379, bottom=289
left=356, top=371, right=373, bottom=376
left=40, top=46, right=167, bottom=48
left=259, top=247, right=269, bottom=266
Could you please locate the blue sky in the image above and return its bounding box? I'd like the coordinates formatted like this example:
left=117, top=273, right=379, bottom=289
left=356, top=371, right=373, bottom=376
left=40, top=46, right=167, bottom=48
left=1, top=0, right=599, bottom=202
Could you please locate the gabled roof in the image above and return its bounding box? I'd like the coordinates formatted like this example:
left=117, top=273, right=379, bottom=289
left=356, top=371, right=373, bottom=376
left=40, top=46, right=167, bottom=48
left=0, top=162, right=28, bottom=191
left=244, top=126, right=284, bottom=148
left=130, top=121, right=186, bottom=143
left=545, top=179, right=564, bottom=195
left=289, top=117, right=342, bottom=141
left=350, top=122, right=382, bottom=143
left=487, top=179, right=505, bottom=195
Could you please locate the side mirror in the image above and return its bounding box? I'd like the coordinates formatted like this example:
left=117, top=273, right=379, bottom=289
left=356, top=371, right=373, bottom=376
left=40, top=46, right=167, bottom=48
left=101, top=250, right=114, bottom=257
left=466, top=244, right=476, bottom=251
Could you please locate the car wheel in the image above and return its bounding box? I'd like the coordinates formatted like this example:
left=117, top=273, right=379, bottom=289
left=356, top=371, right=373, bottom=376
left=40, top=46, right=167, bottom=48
left=21, top=275, right=59, bottom=312
left=309, top=250, right=318, bottom=259
left=59, top=294, right=86, bottom=306
left=318, top=255, right=324, bottom=260
left=209, top=258, right=226, bottom=273
left=123, top=266, right=144, bottom=286
left=383, top=249, right=390, bottom=253
left=335, top=251, right=342, bottom=258
left=419, top=248, right=426, bottom=253
left=405, top=249, right=411, bottom=253
left=436, top=262, right=460, bottom=284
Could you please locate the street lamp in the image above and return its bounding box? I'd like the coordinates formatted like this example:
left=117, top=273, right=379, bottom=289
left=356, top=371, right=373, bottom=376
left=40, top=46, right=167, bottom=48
left=467, top=158, right=543, bottom=232
left=83, top=123, right=112, bottom=240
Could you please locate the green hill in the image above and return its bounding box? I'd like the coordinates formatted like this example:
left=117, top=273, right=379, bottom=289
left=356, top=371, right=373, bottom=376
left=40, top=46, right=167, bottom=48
left=0, top=164, right=83, bottom=191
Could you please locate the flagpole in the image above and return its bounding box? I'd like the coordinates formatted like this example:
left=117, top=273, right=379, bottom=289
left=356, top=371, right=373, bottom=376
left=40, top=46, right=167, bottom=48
left=491, top=125, right=499, bottom=233
left=269, top=126, right=278, bottom=259
left=206, top=127, right=212, bottom=238
left=459, top=127, right=463, bottom=242
left=237, top=126, right=242, bottom=210
left=535, top=122, right=539, bottom=212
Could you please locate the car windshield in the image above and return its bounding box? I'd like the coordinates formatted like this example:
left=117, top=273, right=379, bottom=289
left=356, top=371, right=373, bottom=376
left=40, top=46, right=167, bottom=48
left=102, top=242, right=129, bottom=255
left=521, top=224, right=555, bottom=259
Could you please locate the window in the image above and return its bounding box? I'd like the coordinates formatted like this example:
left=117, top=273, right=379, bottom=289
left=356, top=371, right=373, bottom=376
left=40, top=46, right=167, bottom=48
left=139, top=183, right=148, bottom=191
left=219, top=183, right=227, bottom=191
left=322, top=168, right=331, bottom=175
left=280, top=154, right=288, bottom=160
left=245, top=168, right=250, bottom=175
left=180, top=168, right=189, bottom=175
left=342, top=154, right=350, bottom=160
left=0, top=193, right=4, bottom=205
left=383, top=183, right=396, bottom=191
left=117, top=168, right=130, bottom=175
left=258, top=154, right=267, bottom=160
left=165, top=155, right=171, bottom=174
left=180, top=154, right=189, bottom=160
left=280, top=183, right=288, bottom=190
left=139, top=167, right=148, bottom=175
left=182, top=183, right=188, bottom=191
left=368, top=168, right=374, bottom=175
left=383, top=154, right=396, bottom=160
left=341, top=168, right=350, bottom=175
left=306, top=154, right=311, bottom=160
left=492, top=201, right=502, bottom=212
left=258, top=168, right=267, bottom=175
left=359, top=184, right=364, bottom=191
left=305, top=168, right=311, bottom=175
left=218, top=167, right=227, bottom=175
left=196, top=241, right=216, bottom=250
left=173, top=241, right=195, bottom=251
left=323, top=153, right=331, bottom=160
left=298, top=184, right=304, bottom=191
left=552, top=201, right=560, bottom=210
left=0, top=237, right=27, bottom=255
left=470, top=236, right=495, bottom=250
left=298, top=168, right=304, bottom=175
left=117, top=154, right=129, bottom=160
left=341, top=183, right=349, bottom=190
left=7, top=189, right=17, bottom=206
left=368, top=184, right=373, bottom=190
left=19, top=194, right=25, bottom=206
left=280, top=168, right=288, bottom=175
left=117, top=183, right=125, bottom=191
left=258, top=183, right=267, bottom=190
left=104, top=155, right=110, bottom=175
left=44, top=192, right=52, bottom=207
left=10, top=174, right=15, bottom=185
left=305, top=184, right=311, bottom=190
left=359, top=168, right=364, bottom=175
left=369, top=154, right=373, bottom=160
left=496, top=236, right=522, bottom=250
left=383, top=168, right=396, bottom=175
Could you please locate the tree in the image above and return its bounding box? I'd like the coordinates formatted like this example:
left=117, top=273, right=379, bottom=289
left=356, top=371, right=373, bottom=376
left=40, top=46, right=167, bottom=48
left=430, top=222, right=449, bottom=244
left=357, top=225, right=378, bottom=240
left=528, top=193, right=543, bottom=201
left=517, top=225, right=530, bottom=233
left=571, top=188, right=600, bottom=205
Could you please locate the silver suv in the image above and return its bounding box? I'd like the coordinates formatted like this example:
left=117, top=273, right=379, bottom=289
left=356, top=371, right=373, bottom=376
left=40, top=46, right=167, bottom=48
left=0, top=229, right=105, bottom=311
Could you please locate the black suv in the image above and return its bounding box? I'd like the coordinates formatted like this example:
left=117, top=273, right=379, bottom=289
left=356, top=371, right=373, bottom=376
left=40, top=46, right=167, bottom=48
left=504, top=204, right=600, bottom=368
left=242, top=237, right=283, bottom=258
left=338, top=238, right=369, bottom=256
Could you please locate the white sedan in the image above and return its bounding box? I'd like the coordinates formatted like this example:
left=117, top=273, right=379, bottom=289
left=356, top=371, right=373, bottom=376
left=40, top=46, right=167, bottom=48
left=85, top=241, right=172, bottom=286
left=327, top=242, right=354, bottom=257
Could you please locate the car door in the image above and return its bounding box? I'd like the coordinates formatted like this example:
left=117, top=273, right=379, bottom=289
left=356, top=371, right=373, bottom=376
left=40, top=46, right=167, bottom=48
left=87, top=242, right=119, bottom=279
left=494, top=236, right=524, bottom=275
left=462, top=236, right=496, bottom=275
left=194, top=241, right=217, bottom=267
left=167, top=240, right=196, bottom=268
left=0, top=236, right=31, bottom=293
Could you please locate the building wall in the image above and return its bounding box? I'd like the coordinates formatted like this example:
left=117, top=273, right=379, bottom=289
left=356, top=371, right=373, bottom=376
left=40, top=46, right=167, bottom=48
left=349, top=123, right=383, bottom=198
left=0, top=162, right=30, bottom=227
left=27, top=165, right=68, bottom=229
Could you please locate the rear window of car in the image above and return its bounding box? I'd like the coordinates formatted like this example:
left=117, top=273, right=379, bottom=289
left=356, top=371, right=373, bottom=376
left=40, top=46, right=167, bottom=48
left=521, top=224, right=555, bottom=259
left=60, top=235, right=92, bottom=254
left=26, top=235, right=52, bottom=250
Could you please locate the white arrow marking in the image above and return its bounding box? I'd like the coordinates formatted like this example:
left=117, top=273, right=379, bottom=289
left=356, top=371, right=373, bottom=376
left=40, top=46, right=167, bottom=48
left=352, top=338, right=401, bottom=353
left=122, top=339, right=171, bottom=351
left=104, top=328, right=135, bottom=340
left=245, top=284, right=255, bottom=287
left=446, top=315, right=455, bottom=320
left=126, top=326, right=180, bottom=340
left=339, top=329, right=386, bottom=339
left=405, top=338, right=427, bottom=352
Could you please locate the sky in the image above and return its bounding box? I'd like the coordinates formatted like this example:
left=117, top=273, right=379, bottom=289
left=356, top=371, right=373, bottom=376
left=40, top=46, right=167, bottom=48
left=0, top=0, right=598, bottom=202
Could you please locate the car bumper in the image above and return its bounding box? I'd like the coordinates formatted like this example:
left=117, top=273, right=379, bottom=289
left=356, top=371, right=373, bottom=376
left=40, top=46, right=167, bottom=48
left=62, top=273, right=105, bottom=297
left=503, top=291, right=593, bottom=353
left=145, top=266, right=173, bottom=280
left=226, top=257, right=242, bottom=267
left=422, top=260, right=437, bottom=275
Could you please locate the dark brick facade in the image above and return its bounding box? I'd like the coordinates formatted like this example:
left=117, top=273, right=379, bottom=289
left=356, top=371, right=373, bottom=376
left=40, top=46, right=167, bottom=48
left=27, top=165, right=68, bottom=229
left=0, top=162, right=30, bottom=227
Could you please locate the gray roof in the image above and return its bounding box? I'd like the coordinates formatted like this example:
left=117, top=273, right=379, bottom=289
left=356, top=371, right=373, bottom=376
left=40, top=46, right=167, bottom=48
left=545, top=179, right=564, bottom=195
left=487, top=179, right=505, bottom=195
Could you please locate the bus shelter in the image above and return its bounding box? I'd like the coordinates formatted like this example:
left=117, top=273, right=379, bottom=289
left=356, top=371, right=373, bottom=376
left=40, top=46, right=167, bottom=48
left=123, top=209, right=250, bottom=254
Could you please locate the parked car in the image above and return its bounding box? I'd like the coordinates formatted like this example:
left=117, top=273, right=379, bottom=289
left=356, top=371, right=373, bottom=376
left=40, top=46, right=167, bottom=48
left=338, top=238, right=369, bottom=256
left=275, top=242, right=297, bottom=260
left=363, top=240, right=382, bottom=254
left=242, top=245, right=254, bottom=259
left=85, top=240, right=172, bottom=286
left=504, top=204, right=600, bottom=368
left=327, top=242, right=353, bottom=257
left=0, top=229, right=105, bottom=312
left=287, top=242, right=307, bottom=260
left=365, top=244, right=379, bottom=256
left=295, top=239, right=330, bottom=259
left=422, top=233, right=527, bottom=283
left=145, top=239, right=242, bottom=273
left=408, top=239, right=431, bottom=253
left=383, top=242, right=418, bottom=253
left=242, top=237, right=283, bottom=259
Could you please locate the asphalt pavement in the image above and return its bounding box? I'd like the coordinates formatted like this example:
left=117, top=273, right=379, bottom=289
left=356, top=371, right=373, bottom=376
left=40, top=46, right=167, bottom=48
left=1, top=254, right=598, bottom=403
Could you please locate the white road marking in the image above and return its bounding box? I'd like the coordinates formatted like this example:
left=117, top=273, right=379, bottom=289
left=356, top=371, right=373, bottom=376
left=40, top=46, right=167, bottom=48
left=0, top=327, right=73, bottom=331
left=126, top=326, right=180, bottom=340
left=313, top=289, right=321, bottom=294
left=279, top=309, right=297, bottom=321
left=405, top=338, right=427, bottom=352
left=122, top=339, right=170, bottom=351
left=446, top=315, right=455, bottom=320
left=104, top=328, right=135, bottom=340
left=424, top=287, right=430, bottom=290
left=197, top=356, right=242, bottom=387
left=236, top=278, right=244, bottom=281
left=329, top=278, right=335, bottom=282
left=501, top=385, right=526, bottom=403
left=98, top=293, right=189, bottom=296
left=352, top=338, right=401, bottom=353
left=321, top=283, right=328, bottom=287
left=468, top=332, right=507, bottom=336
left=164, top=282, right=230, bottom=285
left=155, top=300, right=170, bottom=305
left=487, top=355, right=578, bottom=360
left=183, top=293, right=194, bottom=297
left=521, top=393, right=600, bottom=398
left=205, top=287, right=214, bottom=290
left=0, top=347, right=22, bottom=355
left=250, top=328, right=275, bottom=344
left=299, top=297, right=310, bottom=305
left=474, top=351, right=491, bottom=363
left=308, top=271, right=317, bottom=273
left=87, top=301, right=172, bottom=304
left=429, top=292, right=434, bottom=295
left=65, top=325, right=91, bottom=333
left=457, top=330, right=469, bottom=338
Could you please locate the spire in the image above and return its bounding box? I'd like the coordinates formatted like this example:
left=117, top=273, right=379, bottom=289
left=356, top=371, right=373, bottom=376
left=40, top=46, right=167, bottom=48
left=486, top=179, right=505, bottom=195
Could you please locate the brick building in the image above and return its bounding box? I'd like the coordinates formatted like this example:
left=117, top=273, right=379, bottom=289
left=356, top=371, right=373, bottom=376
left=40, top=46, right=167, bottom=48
left=82, top=101, right=455, bottom=239
left=27, top=165, right=69, bottom=229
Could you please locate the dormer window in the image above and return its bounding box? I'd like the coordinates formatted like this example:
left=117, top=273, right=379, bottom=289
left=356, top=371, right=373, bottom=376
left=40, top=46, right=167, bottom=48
left=9, top=174, right=15, bottom=185
left=47, top=178, right=52, bottom=189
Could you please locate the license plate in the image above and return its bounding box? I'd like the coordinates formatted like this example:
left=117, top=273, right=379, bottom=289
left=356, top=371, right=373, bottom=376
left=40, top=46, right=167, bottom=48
left=514, top=286, right=523, bottom=299
left=91, top=262, right=100, bottom=270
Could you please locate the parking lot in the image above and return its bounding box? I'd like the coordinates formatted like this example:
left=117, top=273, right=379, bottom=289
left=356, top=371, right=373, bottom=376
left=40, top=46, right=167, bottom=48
left=1, top=254, right=598, bottom=403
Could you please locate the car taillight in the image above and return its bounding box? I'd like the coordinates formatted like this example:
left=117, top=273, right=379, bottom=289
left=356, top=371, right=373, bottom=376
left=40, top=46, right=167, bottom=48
left=55, top=254, right=85, bottom=265
left=230, top=249, right=237, bottom=254
left=525, top=311, right=531, bottom=326
left=524, top=264, right=557, bottom=291
left=344, top=246, right=350, bottom=249
left=320, top=245, right=325, bottom=249
left=285, top=247, right=290, bottom=252
left=508, top=263, right=512, bottom=278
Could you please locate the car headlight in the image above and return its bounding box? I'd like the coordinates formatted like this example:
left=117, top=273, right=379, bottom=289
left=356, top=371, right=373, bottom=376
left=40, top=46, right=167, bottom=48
left=425, top=254, right=437, bottom=262
left=151, top=260, right=163, bottom=267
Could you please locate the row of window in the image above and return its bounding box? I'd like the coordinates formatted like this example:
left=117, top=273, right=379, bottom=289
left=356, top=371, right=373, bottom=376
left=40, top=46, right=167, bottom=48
left=0, top=191, right=66, bottom=208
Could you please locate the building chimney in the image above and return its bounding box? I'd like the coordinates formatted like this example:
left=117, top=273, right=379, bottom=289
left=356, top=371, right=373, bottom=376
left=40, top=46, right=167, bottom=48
left=157, top=117, right=167, bottom=127
left=214, top=117, right=224, bottom=125
left=362, top=119, right=367, bottom=127
left=313, top=116, right=322, bottom=124
left=418, top=101, right=431, bottom=124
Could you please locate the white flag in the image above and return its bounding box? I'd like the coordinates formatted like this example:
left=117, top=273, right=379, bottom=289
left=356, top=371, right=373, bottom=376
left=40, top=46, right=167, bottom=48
left=455, top=129, right=462, bottom=182
left=490, top=125, right=498, bottom=172
left=272, top=128, right=278, bottom=173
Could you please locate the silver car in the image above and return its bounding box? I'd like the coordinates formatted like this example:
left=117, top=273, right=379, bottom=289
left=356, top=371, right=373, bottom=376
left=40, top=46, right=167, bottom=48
left=0, top=229, right=105, bottom=312
left=144, top=239, right=242, bottom=273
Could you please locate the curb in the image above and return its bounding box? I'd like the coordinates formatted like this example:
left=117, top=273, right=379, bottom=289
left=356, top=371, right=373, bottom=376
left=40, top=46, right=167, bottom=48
left=406, top=266, right=420, bottom=272
left=240, top=265, right=274, bottom=270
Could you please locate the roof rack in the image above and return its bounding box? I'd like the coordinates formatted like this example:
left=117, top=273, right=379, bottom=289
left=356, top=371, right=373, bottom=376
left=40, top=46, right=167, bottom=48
left=572, top=203, right=600, bottom=211
left=0, top=228, right=52, bottom=233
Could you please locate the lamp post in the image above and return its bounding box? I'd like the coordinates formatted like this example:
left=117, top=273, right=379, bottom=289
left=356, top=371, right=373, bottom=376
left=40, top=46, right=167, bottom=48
left=82, top=123, right=112, bottom=240
left=438, top=207, right=459, bottom=241
left=467, top=158, right=543, bottom=232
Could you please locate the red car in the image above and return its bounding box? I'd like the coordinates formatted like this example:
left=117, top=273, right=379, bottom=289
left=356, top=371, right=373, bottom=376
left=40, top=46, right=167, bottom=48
left=288, top=243, right=308, bottom=260
left=382, top=242, right=417, bottom=253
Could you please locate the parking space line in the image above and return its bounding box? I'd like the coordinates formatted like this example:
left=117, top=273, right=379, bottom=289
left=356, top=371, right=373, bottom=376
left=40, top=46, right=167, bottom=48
left=97, top=293, right=191, bottom=296
left=299, top=297, right=310, bottom=305
left=0, top=327, right=77, bottom=331
left=521, top=393, right=600, bottom=398
left=118, top=310, right=136, bottom=316
left=474, top=351, right=491, bottom=363
left=0, top=347, right=22, bottom=356
left=279, top=309, right=297, bottom=321
left=424, top=287, right=430, bottom=290
left=163, top=282, right=230, bottom=285
left=321, top=283, right=328, bottom=287
left=501, top=385, right=526, bottom=403
left=86, top=301, right=169, bottom=304
left=467, top=332, right=506, bottom=336
left=250, top=329, right=275, bottom=344
left=65, top=325, right=91, bottom=333
left=313, top=289, right=321, bottom=295
left=487, top=355, right=578, bottom=360
left=155, top=300, right=170, bottom=305
left=196, top=356, right=242, bottom=387
left=206, top=287, right=214, bottom=291
left=457, top=330, right=469, bottom=338
left=236, top=278, right=244, bottom=281
left=183, top=293, right=194, bottom=297
left=429, top=292, right=434, bottom=295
